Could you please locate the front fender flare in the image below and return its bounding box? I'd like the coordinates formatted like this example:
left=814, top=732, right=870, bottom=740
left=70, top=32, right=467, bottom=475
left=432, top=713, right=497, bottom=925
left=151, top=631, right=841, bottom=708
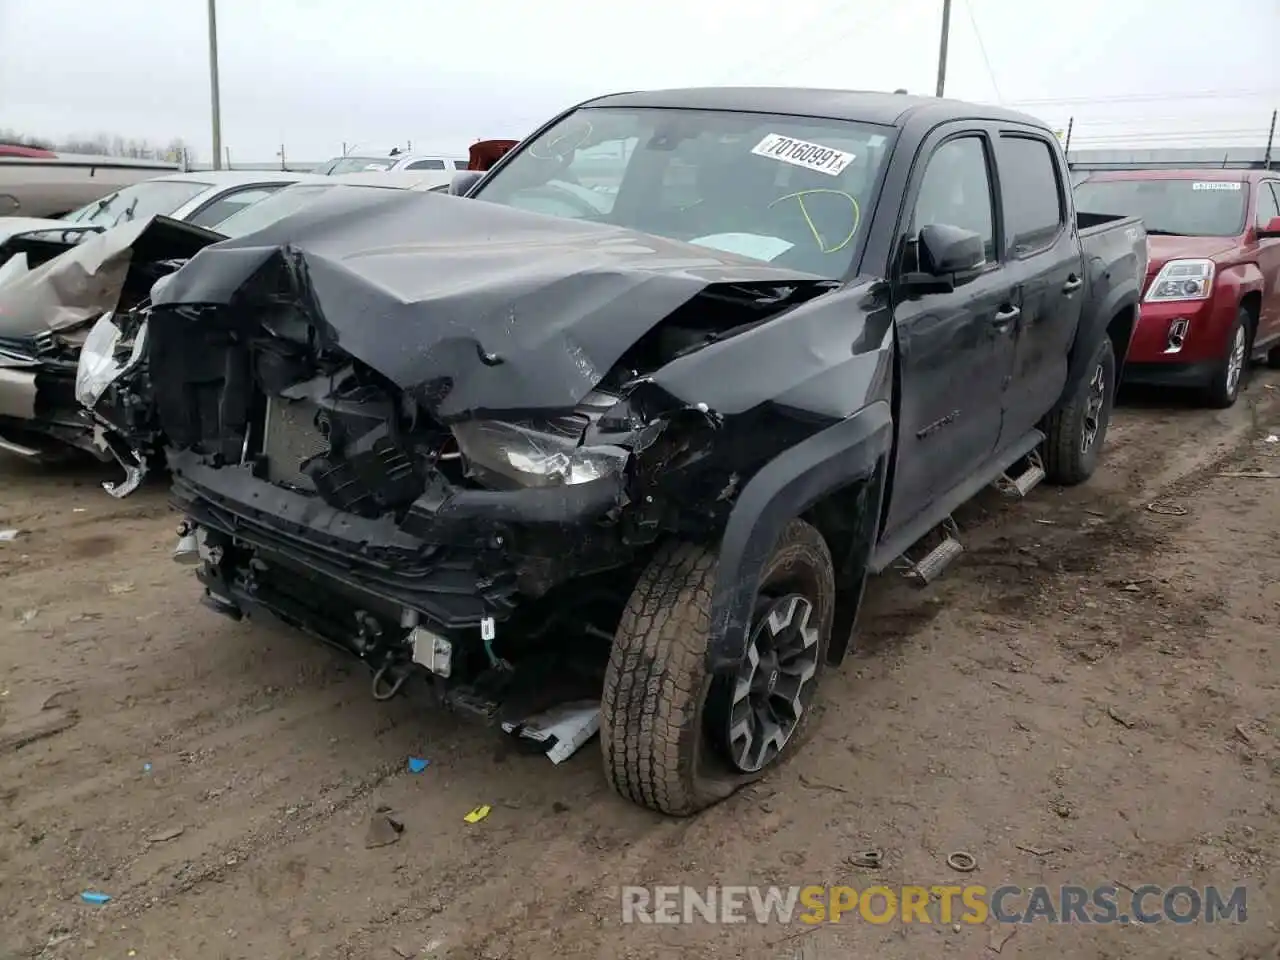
left=705, top=400, right=893, bottom=674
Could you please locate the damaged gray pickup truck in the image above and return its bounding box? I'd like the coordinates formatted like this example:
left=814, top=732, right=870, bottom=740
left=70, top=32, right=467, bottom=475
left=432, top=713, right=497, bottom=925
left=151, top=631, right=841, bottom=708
left=147, top=88, right=1146, bottom=815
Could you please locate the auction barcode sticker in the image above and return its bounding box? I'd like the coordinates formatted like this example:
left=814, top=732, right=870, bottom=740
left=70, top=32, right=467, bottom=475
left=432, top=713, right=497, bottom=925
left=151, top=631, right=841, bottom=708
left=1192, top=181, right=1241, bottom=191
left=750, top=133, right=856, bottom=177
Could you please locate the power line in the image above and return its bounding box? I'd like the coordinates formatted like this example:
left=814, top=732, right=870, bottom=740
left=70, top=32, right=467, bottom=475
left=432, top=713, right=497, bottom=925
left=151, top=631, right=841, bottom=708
left=962, top=0, right=1000, bottom=103
left=1038, top=112, right=1273, bottom=127
left=1007, top=87, right=1277, bottom=107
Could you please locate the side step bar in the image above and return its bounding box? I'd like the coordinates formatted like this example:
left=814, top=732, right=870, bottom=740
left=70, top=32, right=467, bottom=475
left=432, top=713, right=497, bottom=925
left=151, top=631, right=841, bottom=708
left=0, top=435, right=40, bottom=459
left=994, top=450, right=1046, bottom=499
left=898, top=517, right=964, bottom=586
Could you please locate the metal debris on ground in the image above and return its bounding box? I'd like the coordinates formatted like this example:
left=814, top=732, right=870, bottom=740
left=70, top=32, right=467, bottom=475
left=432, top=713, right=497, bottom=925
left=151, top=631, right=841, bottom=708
left=500, top=701, right=600, bottom=764
left=945, top=851, right=977, bottom=872
left=364, top=812, right=405, bottom=849
left=1107, top=705, right=1137, bottom=728
left=988, top=924, right=1017, bottom=953
left=1014, top=843, right=1054, bottom=857
left=1146, top=501, right=1188, bottom=516
left=846, top=850, right=883, bottom=869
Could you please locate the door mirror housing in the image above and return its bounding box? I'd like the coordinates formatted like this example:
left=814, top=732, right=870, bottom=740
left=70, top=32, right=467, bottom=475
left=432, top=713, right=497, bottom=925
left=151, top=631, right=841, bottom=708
left=901, top=223, right=987, bottom=292
left=919, top=223, right=987, bottom=275
left=1257, top=215, right=1280, bottom=239
left=449, top=171, right=484, bottom=197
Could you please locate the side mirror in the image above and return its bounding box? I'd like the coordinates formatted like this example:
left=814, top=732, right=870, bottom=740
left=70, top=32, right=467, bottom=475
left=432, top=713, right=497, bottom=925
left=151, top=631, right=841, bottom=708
left=1257, top=215, right=1280, bottom=239
left=919, top=223, right=986, bottom=276
left=449, top=171, right=484, bottom=197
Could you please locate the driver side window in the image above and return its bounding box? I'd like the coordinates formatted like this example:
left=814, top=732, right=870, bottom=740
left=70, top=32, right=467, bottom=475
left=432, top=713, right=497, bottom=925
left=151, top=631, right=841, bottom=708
left=912, top=136, right=996, bottom=261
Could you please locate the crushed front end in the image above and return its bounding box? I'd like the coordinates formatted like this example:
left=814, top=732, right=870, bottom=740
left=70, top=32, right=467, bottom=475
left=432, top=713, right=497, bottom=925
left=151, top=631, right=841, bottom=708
left=156, top=306, right=670, bottom=718
left=148, top=188, right=843, bottom=721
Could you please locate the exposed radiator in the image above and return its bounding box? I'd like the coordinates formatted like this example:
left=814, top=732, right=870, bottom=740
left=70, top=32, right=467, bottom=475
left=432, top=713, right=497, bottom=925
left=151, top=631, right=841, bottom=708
left=261, top=396, right=328, bottom=490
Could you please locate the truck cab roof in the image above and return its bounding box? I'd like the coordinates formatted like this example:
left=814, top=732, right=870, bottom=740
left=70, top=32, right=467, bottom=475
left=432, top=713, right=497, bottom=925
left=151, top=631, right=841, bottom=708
left=583, top=87, right=1050, bottom=132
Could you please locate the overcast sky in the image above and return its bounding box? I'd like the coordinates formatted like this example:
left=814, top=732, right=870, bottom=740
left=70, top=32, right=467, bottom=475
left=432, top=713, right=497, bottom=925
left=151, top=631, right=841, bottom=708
left=1, top=0, right=1276, bottom=162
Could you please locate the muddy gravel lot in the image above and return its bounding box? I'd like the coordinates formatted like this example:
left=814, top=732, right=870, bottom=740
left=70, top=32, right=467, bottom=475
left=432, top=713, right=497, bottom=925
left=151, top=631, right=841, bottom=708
left=2, top=373, right=1279, bottom=960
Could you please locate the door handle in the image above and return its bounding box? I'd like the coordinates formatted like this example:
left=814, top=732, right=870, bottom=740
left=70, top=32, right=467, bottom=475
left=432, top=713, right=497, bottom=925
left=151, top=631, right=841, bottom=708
left=1062, top=275, right=1083, bottom=294
left=992, top=305, right=1021, bottom=329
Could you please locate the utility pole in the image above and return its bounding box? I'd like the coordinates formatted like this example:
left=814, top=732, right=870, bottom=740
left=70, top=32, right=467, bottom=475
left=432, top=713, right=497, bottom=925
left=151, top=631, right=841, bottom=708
left=207, top=0, right=223, bottom=170
left=935, top=0, right=952, bottom=98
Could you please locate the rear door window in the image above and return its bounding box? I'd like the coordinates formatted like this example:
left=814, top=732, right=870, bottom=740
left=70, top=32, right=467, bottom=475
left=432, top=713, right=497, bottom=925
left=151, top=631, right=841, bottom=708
left=186, top=184, right=288, bottom=228
left=997, top=135, right=1065, bottom=254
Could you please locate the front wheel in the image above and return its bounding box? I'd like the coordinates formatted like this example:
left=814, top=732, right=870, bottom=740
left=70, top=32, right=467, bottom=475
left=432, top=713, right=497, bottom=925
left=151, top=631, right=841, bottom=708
left=1042, top=334, right=1116, bottom=486
left=1202, top=309, right=1250, bottom=409
left=600, top=519, right=835, bottom=816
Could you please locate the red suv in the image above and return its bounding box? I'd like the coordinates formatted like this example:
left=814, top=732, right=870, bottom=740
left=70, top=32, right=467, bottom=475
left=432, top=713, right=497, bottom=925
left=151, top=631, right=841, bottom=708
left=1073, top=169, right=1280, bottom=407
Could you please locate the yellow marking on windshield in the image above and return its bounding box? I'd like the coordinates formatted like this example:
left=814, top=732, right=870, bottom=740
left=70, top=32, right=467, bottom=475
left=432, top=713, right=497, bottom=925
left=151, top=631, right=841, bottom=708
left=769, top=189, right=861, bottom=254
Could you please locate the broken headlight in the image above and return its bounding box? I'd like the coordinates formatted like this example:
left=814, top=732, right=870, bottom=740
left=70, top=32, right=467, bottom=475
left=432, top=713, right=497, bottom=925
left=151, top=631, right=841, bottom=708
left=75, top=312, right=147, bottom=410
left=451, top=418, right=628, bottom=488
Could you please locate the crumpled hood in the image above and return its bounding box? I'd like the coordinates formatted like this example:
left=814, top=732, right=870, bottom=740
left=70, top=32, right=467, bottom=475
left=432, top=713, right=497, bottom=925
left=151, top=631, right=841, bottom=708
left=152, top=188, right=829, bottom=418
left=0, top=214, right=223, bottom=337
left=0, top=217, right=102, bottom=273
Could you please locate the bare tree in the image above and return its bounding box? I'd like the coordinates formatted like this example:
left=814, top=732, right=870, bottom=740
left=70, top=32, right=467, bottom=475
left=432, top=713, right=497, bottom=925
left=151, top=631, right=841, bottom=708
left=0, top=128, right=195, bottom=162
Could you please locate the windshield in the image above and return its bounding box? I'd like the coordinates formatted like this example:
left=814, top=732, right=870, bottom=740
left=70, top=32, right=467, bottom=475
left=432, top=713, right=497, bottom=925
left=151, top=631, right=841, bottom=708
left=324, top=156, right=397, bottom=175
left=62, top=179, right=212, bottom=227
left=1074, top=178, right=1247, bottom=237
left=215, top=183, right=339, bottom=237
left=472, top=106, right=894, bottom=279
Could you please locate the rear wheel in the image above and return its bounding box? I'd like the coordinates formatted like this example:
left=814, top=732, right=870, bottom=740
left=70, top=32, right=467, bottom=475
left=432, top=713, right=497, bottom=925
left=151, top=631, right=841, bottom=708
left=1043, top=334, right=1116, bottom=486
left=600, top=519, right=834, bottom=816
left=1203, top=309, right=1250, bottom=408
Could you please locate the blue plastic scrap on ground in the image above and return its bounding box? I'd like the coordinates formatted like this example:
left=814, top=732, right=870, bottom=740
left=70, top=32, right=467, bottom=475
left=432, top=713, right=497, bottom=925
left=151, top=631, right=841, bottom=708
left=80, top=891, right=111, bottom=905
left=407, top=757, right=429, bottom=774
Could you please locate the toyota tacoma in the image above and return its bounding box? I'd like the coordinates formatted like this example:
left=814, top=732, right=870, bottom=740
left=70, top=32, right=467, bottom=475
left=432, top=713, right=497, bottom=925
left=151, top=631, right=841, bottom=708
left=146, top=88, right=1146, bottom=815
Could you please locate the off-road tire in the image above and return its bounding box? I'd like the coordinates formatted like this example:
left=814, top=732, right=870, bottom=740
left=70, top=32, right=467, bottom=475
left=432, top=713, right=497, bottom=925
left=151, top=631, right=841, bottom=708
left=601, top=519, right=835, bottom=816
left=1043, top=334, right=1116, bottom=486
left=1203, top=308, right=1251, bottom=409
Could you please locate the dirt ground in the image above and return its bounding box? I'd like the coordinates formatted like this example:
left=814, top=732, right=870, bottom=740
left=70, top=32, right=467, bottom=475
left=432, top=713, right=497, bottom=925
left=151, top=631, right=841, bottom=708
left=2, top=372, right=1279, bottom=960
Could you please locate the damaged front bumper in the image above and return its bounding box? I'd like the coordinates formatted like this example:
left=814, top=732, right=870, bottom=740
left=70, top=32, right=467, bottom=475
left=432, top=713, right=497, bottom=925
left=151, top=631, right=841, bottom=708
left=167, top=419, right=639, bottom=694
left=0, top=334, right=106, bottom=461
left=171, top=446, right=626, bottom=628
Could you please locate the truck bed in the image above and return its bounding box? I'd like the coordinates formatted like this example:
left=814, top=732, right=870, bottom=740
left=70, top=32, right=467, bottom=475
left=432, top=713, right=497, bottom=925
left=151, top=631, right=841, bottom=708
left=1078, top=211, right=1147, bottom=295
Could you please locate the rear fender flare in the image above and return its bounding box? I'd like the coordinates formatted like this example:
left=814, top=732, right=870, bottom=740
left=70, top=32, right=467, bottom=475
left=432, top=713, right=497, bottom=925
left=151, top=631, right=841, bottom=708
left=705, top=401, right=893, bottom=674
left=1066, top=279, right=1139, bottom=397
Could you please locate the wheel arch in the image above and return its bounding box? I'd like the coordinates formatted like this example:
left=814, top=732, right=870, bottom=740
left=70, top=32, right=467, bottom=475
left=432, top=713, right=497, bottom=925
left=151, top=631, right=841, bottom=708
left=1068, top=281, right=1139, bottom=401
left=1239, top=290, right=1262, bottom=340
left=1105, top=302, right=1137, bottom=377
left=706, top=401, right=893, bottom=675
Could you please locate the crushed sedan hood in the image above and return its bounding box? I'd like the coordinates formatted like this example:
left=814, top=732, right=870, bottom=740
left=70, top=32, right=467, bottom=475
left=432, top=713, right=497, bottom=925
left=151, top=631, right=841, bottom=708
left=151, top=188, right=830, bottom=419
left=0, top=215, right=224, bottom=336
